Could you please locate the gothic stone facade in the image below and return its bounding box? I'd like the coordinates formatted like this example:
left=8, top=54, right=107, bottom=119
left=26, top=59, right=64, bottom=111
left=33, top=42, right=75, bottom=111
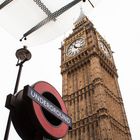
left=60, top=13, right=131, bottom=140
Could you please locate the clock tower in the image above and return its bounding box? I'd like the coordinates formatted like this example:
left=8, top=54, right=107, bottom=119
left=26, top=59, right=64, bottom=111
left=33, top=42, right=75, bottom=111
left=60, top=10, right=131, bottom=140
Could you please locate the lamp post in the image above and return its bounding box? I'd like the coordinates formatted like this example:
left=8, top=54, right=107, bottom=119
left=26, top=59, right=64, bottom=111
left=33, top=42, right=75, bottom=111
left=4, top=46, right=32, bottom=140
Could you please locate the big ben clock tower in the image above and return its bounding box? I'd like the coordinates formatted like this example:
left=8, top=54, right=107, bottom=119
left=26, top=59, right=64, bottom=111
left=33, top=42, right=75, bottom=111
left=60, top=10, right=131, bottom=140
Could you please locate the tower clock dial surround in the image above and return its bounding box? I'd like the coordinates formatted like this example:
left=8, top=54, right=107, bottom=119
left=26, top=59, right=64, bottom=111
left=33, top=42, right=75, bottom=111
left=67, top=37, right=85, bottom=56
left=98, top=40, right=111, bottom=58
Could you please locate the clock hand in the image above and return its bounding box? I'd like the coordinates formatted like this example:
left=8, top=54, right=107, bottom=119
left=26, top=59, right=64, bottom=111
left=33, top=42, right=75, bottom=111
left=74, top=44, right=81, bottom=49
left=20, top=0, right=82, bottom=41
left=74, top=45, right=78, bottom=49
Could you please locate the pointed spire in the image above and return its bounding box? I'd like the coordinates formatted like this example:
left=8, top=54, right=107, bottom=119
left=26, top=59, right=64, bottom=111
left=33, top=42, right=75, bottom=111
left=74, top=7, right=86, bottom=25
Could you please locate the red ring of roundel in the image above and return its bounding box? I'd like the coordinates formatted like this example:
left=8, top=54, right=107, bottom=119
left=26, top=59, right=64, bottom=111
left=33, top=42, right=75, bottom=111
left=32, top=81, right=68, bottom=138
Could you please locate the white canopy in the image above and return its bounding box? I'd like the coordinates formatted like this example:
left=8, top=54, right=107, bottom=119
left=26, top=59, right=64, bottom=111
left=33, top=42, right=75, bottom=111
left=0, top=0, right=83, bottom=46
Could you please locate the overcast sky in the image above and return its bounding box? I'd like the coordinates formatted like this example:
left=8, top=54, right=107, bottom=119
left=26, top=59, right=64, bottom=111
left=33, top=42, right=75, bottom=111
left=0, top=0, right=140, bottom=140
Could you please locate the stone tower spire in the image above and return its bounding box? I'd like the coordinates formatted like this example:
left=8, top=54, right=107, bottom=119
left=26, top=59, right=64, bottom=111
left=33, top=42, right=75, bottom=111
left=61, top=10, right=132, bottom=140
left=74, top=8, right=86, bottom=24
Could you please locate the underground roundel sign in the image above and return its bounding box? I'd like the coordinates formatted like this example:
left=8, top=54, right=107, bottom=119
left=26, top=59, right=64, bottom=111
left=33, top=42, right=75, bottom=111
left=11, top=81, right=72, bottom=140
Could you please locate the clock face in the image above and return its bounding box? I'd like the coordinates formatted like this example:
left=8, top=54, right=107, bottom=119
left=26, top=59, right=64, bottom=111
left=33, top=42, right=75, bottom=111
left=67, top=38, right=85, bottom=56
left=98, top=40, right=111, bottom=57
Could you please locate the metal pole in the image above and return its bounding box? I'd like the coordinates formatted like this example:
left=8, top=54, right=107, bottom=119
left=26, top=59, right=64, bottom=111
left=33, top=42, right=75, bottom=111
left=4, top=61, right=24, bottom=140
left=0, top=0, right=14, bottom=10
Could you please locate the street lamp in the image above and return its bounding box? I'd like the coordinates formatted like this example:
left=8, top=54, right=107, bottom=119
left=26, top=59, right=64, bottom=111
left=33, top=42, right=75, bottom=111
left=4, top=46, right=31, bottom=140
left=16, top=46, right=31, bottom=65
